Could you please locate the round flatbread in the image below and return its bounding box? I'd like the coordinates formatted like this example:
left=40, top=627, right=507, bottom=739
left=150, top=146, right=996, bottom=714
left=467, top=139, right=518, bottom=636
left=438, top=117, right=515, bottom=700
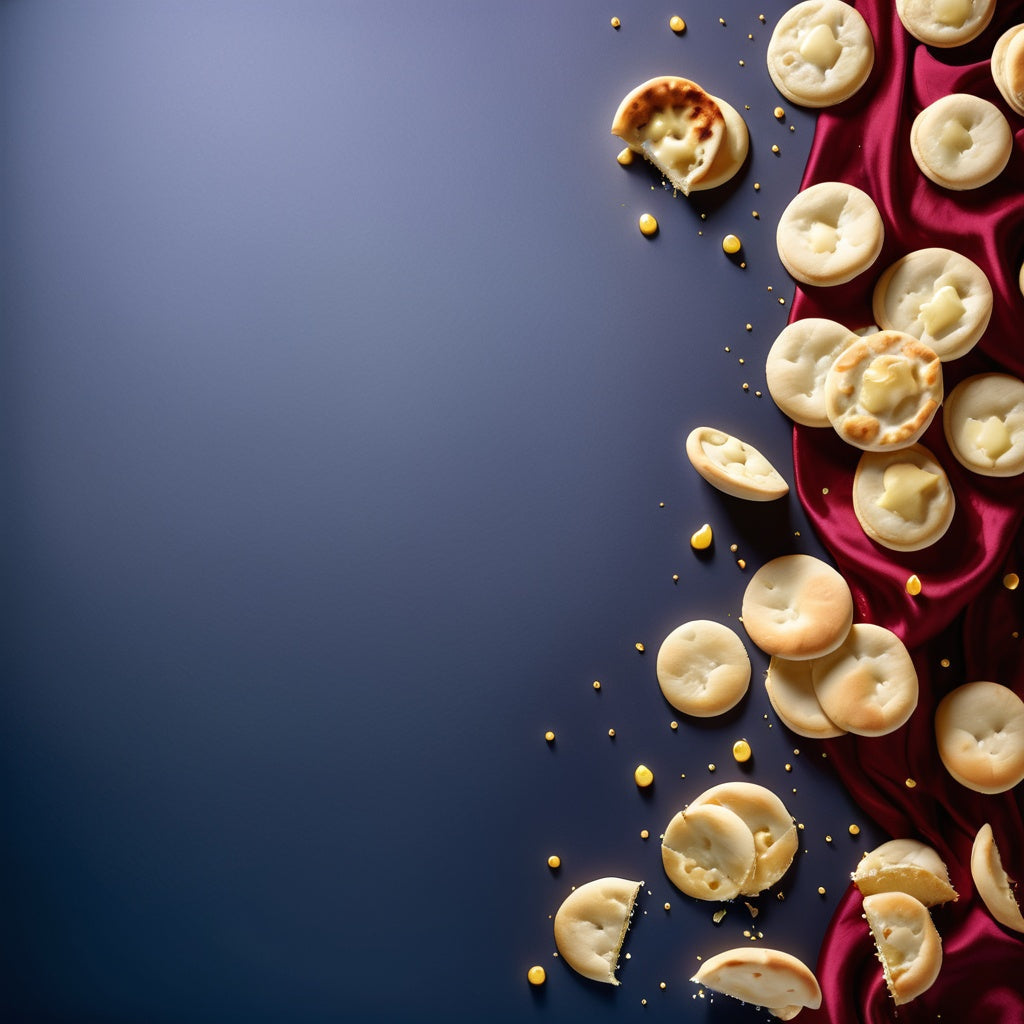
left=992, top=24, right=1024, bottom=116
left=765, top=655, right=847, bottom=738
left=611, top=77, right=726, bottom=196
left=934, top=681, right=1024, bottom=794
left=863, top=891, right=943, bottom=1006
left=766, top=0, right=874, bottom=108
left=691, top=947, right=822, bottom=1016
left=852, top=838, right=958, bottom=907
left=765, top=317, right=859, bottom=427
left=852, top=443, right=955, bottom=551
left=553, top=876, right=642, bottom=985
left=689, top=782, right=798, bottom=895
left=910, top=93, right=1011, bottom=191
left=943, top=373, right=1024, bottom=478
left=824, top=330, right=942, bottom=452
left=896, top=0, right=995, bottom=48
left=811, top=623, right=919, bottom=737
left=662, top=803, right=756, bottom=901
left=776, top=180, right=884, bottom=287
left=742, top=553, right=854, bottom=661
left=971, top=823, right=1024, bottom=933
left=656, top=619, right=751, bottom=717
left=690, top=95, right=749, bottom=191
left=872, top=247, right=992, bottom=362
left=685, top=426, right=790, bottom=501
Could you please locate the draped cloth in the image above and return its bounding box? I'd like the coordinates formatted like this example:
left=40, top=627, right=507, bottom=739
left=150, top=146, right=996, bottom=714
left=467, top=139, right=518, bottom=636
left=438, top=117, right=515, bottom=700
left=784, top=2, right=1024, bottom=1020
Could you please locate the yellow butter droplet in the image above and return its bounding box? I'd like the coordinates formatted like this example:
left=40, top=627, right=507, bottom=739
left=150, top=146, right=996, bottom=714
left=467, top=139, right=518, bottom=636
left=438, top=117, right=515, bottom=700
left=664, top=902, right=671, bottom=911
left=712, top=909, right=727, bottom=923
left=610, top=16, right=621, bottom=28
left=528, top=965, right=547, bottom=986
left=640, top=828, right=650, bottom=839
left=707, top=763, right=716, bottom=772
left=670, top=720, right=679, bottom=730
left=691, top=523, right=713, bottom=550
left=906, top=574, right=922, bottom=596
left=547, top=855, right=561, bottom=869
left=616, top=146, right=634, bottom=166
left=905, top=777, right=917, bottom=788
left=849, top=824, right=861, bottom=836
left=774, top=106, right=785, bottom=119
left=940, top=658, right=950, bottom=668
left=669, top=15, right=686, bottom=32
left=771, top=144, right=780, bottom=154
left=635, top=641, right=646, bottom=653
left=733, top=739, right=752, bottom=763
left=1004, top=573, right=1019, bottom=590
left=593, top=680, right=602, bottom=691
left=722, top=233, right=742, bottom=254
left=544, top=730, right=555, bottom=742
left=817, top=886, right=826, bottom=895
left=634, top=764, right=654, bottom=787
left=608, top=728, right=615, bottom=737
left=638, top=213, right=658, bottom=236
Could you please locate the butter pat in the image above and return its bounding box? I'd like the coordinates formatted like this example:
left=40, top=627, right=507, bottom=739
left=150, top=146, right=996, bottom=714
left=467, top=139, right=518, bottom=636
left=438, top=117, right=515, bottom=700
left=809, top=221, right=840, bottom=254
left=877, top=463, right=939, bottom=522
left=799, top=23, right=842, bottom=71
left=939, top=119, right=973, bottom=155
left=935, top=0, right=970, bottom=28
left=861, top=355, right=919, bottom=415
left=965, top=415, right=1013, bottom=461
left=919, top=284, right=966, bottom=335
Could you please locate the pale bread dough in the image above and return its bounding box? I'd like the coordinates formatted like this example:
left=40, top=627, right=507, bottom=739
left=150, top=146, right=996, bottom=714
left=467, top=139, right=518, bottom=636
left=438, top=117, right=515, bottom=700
left=685, top=426, right=790, bottom=501
left=766, top=0, right=874, bottom=108
left=992, top=24, right=1024, bottom=116
left=871, top=247, right=992, bottom=361
left=971, top=823, right=1024, bottom=933
left=896, top=0, right=995, bottom=48
left=943, top=373, right=1024, bottom=477
left=824, top=330, right=942, bottom=452
left=689, top=782, right=798, bottom=896
left=910, top=93, right=1011, bottom=190
left=553, top=877, right=641, bottom=985
left=852, top=443, right=955, bottom=551
left=811, top=623, right=919, bottom=737
left=662, top=803, right=756, bottom=901
left=765, top=655, right=847, bottom=738
left=776, top=181, right=884, bottom=286
left=690, top=95, right=749, bottom=191
left=742, top=553, right=854, bottom=661
left=862, top=891, right=943, bottom=1006
left=611, top=77, right=726, bottom=196
left=656, top=619, right=751, bottom=717
left=765, top=317, right=859, bottom=427
left=691, top=947, right=822, bottom=1016
left=934, top=681, right=1024, bottom=794
left=853, top=838, right=958, bottom=907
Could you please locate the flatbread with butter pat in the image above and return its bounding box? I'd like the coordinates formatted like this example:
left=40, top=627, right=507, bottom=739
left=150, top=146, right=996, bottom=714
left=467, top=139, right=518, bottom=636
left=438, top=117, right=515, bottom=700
left=611, top=77, right=726, bottom=196
left=553, top=876, right=642, bottom=985
left=685, top=426, right=789, bottom=501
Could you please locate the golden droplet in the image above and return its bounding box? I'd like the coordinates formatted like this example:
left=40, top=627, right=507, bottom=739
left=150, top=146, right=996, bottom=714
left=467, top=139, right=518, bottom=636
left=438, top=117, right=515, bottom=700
left=774, top=106, right=785, bottom=119
left=640, top=828, right=650, bottom=839
left=906, top=574, right=922, bottom=596
left=635, top=641, right=646, bottom=653
left=669, top=15, right=686, bottom=32
left=905, top=777, right=917, bottom=789
left=722, top=233, right=742, bottom=254
left=544, top=730, right=555, bottom=742
left=1004, top=573, right=1019, bottom=590
left=593, top=679, right=602, bottom=691
left=634, top=764, right=654, bottom=788
left=670, top=720, right=678, bottom=731
left=608, top=728, right=616, bottom=738
left=616, top=146, right=634, bottom=166
left=849, top=824, right=861, bottom=836
left=638, top=213, right=658, bottom=237
left=771, top=144, right=780, bottom=154
left=940, top=658, right=950, bottom=668
left=547, top=855, right=561, bottom=869
left=691, top=523, right=713, bottom=550
left=733, top=739, right=752, bottom=763
left=528, top=965, right=547, bottom=986
left=610, top=16, right=621, bottom=28
left=707, top=763, right=716, bottom=772
left=817, top=886, right=826, bottom=896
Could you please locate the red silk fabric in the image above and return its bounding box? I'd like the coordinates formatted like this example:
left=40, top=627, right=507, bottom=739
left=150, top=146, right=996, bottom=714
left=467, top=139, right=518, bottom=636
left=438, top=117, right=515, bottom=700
left=786, top=1, right=1024, bottom=1020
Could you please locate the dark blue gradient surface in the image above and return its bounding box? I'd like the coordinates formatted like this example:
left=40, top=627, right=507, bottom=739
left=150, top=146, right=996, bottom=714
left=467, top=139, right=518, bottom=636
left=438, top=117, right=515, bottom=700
left=1, top=3, right=879, bottom=1022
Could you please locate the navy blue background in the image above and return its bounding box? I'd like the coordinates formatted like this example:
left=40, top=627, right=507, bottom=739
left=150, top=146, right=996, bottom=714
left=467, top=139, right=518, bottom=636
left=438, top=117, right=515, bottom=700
left=1, top=2, right=879, bottom=1021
